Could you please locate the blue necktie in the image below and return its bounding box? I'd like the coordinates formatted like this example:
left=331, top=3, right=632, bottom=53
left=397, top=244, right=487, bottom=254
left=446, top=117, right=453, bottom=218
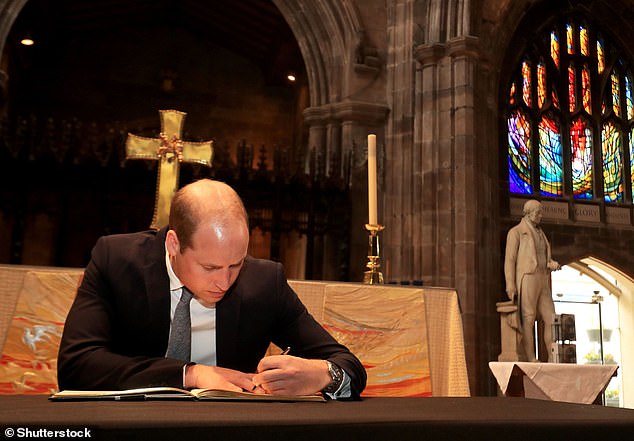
left=165, top=287, right=193, bottom=362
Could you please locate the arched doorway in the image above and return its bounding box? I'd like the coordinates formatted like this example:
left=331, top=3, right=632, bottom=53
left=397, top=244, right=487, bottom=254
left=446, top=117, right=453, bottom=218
left=551, top=257, right=634, bottom=408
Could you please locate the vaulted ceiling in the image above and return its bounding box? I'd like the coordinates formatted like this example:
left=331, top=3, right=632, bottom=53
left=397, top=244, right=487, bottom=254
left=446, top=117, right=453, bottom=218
left=10, top=0, right=305, bottom=85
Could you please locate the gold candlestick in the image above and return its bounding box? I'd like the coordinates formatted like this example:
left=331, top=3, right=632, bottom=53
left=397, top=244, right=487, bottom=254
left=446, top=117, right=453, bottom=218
left=363, top=224, right=385, bottom=284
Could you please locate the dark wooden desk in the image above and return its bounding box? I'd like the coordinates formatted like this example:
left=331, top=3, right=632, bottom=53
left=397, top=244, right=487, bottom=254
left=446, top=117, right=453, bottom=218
left=1, top=396, right=634, bottom=441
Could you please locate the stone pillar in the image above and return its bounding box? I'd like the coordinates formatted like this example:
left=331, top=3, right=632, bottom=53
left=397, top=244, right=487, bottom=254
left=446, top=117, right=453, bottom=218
left=303, top=100, right=388, bottom=281
left=413, top=36, right=500, bottom=394
left=384, top=0, right=416, bottom=284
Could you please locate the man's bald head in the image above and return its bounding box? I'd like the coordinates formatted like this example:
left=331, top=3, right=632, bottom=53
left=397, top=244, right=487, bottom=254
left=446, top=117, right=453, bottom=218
left=522, top=199, right=542, bottom=216
left=169, top=179, right=248, bottom=251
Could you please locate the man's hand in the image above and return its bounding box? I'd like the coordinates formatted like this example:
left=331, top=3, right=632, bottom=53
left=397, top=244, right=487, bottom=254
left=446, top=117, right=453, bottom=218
left=548, top=260, right=561, bottom=271
left=506, top=287, right=517, bottom=301
left=252, top=355, right=331, bottom=396
left=184, top=364, right=254, bottom=392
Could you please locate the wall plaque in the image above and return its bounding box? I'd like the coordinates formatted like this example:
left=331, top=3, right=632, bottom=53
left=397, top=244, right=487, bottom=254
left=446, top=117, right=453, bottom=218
left=509, top=198, right=569, bottom=220
left=542, top=201, right=570, bottom=221
left=574, top=204, right=600, bottom=222
left=606, top=206, right=631, bottom=225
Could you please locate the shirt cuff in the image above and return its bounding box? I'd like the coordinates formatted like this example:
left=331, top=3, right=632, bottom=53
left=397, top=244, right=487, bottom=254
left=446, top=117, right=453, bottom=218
left=324, top=370, right=352, bottom=400
left=183, top=362, right=196, bottom=389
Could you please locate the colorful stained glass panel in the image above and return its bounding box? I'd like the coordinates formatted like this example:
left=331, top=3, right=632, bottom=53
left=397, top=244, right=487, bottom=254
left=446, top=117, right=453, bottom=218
left=570, top=118, right=593, bottom=199
left=602, top=121, right=624, bottom=202
left=538, top=62, right=546, bottom=109
left=597, top=38, right=605, bottom=74
left=582, top=64, right=591, bottom=114
left=522, top=61, right=532, bottom=106
left=631, top=127, right=634, bottom=193
left=551, top=31, right=560, bottom=69
left=612, top=72, right=621, bottom=117
left=508, top=110, right=532, bottom=194
left=626, top=74, right=633, bottom=120
left=569, top=65, right=576, bottom=113
left=630, top=127, right=634, bottom=193
left=567, top=24, right=574, bottom=54
left=539, top=116, right=563, bottom=197
left=580, top=26, right=589, bottom=56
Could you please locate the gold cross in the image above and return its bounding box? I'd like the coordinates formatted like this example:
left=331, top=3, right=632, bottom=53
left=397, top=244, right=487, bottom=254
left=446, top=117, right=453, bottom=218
left=125, top=109, right=213, bottom=230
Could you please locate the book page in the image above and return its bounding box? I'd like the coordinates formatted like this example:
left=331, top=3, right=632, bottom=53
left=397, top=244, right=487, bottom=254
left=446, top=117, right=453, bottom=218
left=192, top=389, right=325, bottom=402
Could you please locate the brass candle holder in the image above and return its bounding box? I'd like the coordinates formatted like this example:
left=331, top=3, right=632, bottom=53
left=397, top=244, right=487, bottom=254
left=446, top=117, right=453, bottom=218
left=363, top=223, right=385, bottom=284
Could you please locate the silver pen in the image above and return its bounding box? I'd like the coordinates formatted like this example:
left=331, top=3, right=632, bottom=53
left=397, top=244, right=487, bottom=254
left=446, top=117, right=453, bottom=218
left=250, top=347, right=291, bottom=391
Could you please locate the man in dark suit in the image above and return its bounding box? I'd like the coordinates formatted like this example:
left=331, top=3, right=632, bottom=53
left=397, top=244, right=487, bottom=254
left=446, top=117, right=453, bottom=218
left=58, top=179, right=366, bottom=399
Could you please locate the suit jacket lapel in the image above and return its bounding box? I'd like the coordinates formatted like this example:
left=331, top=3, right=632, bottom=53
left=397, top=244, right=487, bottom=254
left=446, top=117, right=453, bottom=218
left=144, top=227, right=172, bottom=353
left=216, top=282, right=241, bottom=368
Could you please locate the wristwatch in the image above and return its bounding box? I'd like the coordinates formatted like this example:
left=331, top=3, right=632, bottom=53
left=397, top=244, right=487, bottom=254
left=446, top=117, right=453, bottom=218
left=321, top=361, right=344, bottom=394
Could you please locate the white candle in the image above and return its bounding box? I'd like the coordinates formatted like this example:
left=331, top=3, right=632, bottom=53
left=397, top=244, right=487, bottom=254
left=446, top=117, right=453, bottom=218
left=367, top=134, right=378, bottom=225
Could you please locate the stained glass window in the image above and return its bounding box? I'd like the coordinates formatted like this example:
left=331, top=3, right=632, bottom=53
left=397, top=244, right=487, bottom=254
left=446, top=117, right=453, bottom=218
left=570, top=118, right=593, bottom=199
left=522, top=61, right=532, bottom=106
left=582, top=64, right=591, bottom=114
left=580, top=26, right=589, bottom=56
left=602, top=121, right=623, bottom=202
left=551, top=31, right=560, bottom=69
left=597, top=38, right=605, bottom=74
left=508, top=110, right=532, bottom=194
left=539, top=116, right=563, bottom=196
left=569, top=64, right=576, bottom=113
left=626, top=74, right=633, bottom=120
left=612, top=72, right=621, bottom=116
left=538, top=62, right=547, bottom=109
left=507, top=17, right=634, bottom=207
left=631, top=127, right=634, bottom=192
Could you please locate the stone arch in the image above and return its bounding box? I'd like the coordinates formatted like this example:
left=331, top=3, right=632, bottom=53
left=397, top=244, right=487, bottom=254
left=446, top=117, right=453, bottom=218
left=0, top=0, right=27, bottom=58
left=0, top=0, right=28, bottom=95
left=273, top=0, right=388, bottom=168
left=273, top=0, right=364, bottom=106
left=561, top=256, right=634, bottom=408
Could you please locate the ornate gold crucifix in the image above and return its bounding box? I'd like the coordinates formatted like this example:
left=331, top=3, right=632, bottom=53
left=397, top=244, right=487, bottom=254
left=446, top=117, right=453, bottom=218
left=126, top=109, right=213, bottom=230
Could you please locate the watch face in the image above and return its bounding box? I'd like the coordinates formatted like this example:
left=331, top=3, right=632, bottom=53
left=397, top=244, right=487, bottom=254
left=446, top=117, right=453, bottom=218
left=323, top=361, right=343, bottom=394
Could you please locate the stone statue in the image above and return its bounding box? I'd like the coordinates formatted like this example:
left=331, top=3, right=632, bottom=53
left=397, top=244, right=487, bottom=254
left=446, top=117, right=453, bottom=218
left=504, top=200, right=560, bottom=362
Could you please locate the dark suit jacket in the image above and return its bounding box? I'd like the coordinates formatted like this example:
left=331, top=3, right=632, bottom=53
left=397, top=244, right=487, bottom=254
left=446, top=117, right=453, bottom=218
left=58, top=227, right=366, bottom=398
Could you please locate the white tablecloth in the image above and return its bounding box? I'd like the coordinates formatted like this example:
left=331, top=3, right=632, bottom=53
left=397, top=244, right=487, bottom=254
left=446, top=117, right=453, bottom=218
left=489, top=361, right=618, bottom=404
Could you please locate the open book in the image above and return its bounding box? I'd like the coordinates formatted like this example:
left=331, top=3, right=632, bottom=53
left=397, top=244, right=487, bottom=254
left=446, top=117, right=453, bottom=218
left=49, top=387, right=326, bottom=402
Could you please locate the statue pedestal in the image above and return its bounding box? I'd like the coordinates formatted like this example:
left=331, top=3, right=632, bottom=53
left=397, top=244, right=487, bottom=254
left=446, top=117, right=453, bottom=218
left=489, top=361, right=618, bottom=404
left=497, top=300, right=523, bottom=361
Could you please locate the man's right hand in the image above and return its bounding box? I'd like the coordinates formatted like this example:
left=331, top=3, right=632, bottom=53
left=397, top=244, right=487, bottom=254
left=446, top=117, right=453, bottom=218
left=506, top=288, right=517, bottom=301
left=184, top=364, right=255, bottom=392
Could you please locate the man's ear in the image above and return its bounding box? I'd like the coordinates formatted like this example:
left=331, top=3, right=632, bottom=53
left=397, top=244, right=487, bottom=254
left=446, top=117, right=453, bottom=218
left=166, top=230, right=180, bottom=256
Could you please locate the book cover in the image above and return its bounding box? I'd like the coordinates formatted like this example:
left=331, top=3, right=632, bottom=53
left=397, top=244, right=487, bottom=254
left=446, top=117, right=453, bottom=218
left=49, top=387, right=326, bottom=402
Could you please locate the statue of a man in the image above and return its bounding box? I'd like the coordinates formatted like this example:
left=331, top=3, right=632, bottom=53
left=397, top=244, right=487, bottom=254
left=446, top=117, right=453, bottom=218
left=504, top=200, right=560, bottom=362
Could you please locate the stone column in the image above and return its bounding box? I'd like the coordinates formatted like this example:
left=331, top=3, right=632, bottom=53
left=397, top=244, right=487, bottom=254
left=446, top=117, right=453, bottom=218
left=413, top=36, right=500, bottom=394
left=303, top=100, right=388, bottom=281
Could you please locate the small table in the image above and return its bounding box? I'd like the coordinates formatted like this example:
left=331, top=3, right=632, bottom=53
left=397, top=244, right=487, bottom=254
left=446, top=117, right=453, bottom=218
left=489, top=361, right=618, bottom=404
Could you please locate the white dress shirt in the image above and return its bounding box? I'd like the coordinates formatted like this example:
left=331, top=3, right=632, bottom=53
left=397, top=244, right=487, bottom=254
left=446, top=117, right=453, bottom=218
left=165, top=248, right=217, bottom=366
left=164, top=245, right=351, bottom=398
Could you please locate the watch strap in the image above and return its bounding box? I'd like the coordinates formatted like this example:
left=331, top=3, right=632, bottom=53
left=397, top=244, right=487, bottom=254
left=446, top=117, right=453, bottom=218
left=321, top=361, right=344, bottom=394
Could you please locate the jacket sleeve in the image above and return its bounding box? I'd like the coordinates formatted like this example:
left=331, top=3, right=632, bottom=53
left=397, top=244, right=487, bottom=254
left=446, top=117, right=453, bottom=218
left=57, top=236, right=185, bottom=391
left=504, top=227, right=520, bottom=296
left=268, top=264, right=367, bottom=399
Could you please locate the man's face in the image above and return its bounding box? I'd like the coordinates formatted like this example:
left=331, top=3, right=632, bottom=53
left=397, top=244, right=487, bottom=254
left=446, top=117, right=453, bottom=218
left=527, top=206, right=543, bottom=225
left=167, top=222, right=249, bottom=307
